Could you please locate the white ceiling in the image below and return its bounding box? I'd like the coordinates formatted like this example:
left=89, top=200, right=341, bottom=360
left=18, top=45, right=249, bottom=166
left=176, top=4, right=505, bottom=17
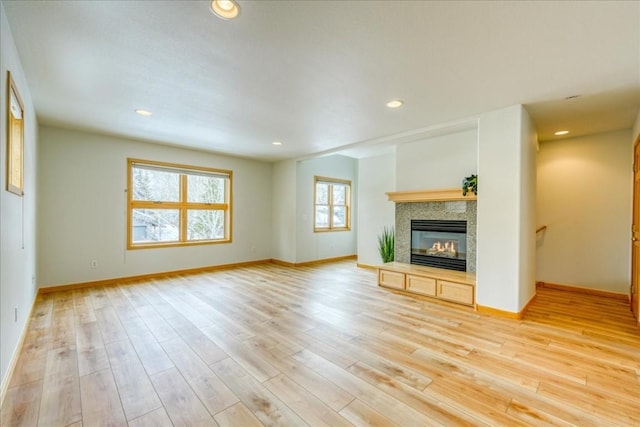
left=4, top=0, right=639, bottom=161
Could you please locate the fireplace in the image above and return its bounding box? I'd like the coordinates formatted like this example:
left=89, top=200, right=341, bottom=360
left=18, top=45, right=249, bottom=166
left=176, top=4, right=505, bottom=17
left=411, top=220, right=467, bottom=271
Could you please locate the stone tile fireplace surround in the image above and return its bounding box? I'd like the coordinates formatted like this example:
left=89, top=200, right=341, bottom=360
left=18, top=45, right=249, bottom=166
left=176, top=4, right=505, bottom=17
left=396, top=201, right=477, bottom=272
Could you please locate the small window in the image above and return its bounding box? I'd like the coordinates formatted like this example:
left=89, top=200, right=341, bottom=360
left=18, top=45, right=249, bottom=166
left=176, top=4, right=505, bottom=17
left=314, top=176, right=351, bottom=232
left=128, top=159, right=232, bottom=248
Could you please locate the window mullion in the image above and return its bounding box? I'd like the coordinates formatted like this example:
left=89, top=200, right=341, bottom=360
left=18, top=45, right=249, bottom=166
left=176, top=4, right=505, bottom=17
left=180, top=174, right=188, bottom=242
left=186, top=203, right=227, bottom=210
left=130, top=201, right=183, bottom=209
left=348, top=185, right=351, bottom=227
left=328, top=184, right=334, bottom=229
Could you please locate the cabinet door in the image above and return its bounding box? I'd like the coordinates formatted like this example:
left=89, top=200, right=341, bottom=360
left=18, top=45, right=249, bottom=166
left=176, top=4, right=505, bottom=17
left=378, top=270, right=405, bottom=289
left=437, top=280, right=474, bottom=305
left=406, top=275, right=436, bottom=296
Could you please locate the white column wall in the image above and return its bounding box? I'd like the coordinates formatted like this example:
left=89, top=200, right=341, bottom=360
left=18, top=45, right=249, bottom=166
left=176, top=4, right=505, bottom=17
left=357, top=152, right=396, bottom=266
left=476, top=105, right=536, bottom=312
left=271, top=159, right=297, bottom=263
left=519, top=107, right=537, bottom=307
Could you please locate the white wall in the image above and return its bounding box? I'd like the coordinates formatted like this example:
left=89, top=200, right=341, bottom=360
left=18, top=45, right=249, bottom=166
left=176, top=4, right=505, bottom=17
left=271, top=159, right=297, bottom=263
left=476, top=105, right=536, bottom=313
left=38, top=126, right=272, bottom=287
left=396, top=129, right=477, bottom=191
left=519, top=108, right=537, bottom=308
left=357, top=152, right=396, bottom=266
left=536, top=129, right=632, bottom=293
left=0, top=1, right=38, bottom=394
left=295, top=155, right=357, bottom=263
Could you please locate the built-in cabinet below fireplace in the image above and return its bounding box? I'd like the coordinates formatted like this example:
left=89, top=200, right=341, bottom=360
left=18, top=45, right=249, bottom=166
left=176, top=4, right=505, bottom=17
left=378, top=262, right=475, bottom=306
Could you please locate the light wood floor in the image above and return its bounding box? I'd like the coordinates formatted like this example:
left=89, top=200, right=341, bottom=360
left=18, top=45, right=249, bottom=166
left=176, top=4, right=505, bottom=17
left=2, top=260, right=639, bottom=426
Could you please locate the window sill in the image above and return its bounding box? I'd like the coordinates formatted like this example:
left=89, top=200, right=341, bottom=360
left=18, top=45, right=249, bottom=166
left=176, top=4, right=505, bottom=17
left=128, top=239, right=231, bottom=250
left=313, top=228, right=351, bottom=233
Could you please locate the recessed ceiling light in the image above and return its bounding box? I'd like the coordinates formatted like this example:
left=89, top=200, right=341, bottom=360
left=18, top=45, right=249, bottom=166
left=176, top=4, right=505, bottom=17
left=554, top=130, right=569, bottom=136
left=135, top=109, right=152, bottom=116
left=386, top=99, right=404, bottom=108
left=272, top=141, right=283, bottom=146
left=211, top=0, right=239, bottom=19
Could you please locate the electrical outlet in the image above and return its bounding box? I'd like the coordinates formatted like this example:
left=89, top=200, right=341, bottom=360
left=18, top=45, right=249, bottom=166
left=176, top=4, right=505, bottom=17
left=90, top=260, right=98, bottom=269
left=14, top=307, right=18, bottom=323
left=32, top=274, right=36, bottom=286
left=251, top=246, right=256, bottom=253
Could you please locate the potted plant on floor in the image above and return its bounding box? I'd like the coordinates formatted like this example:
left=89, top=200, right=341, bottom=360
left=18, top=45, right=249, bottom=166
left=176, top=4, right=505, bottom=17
left=377, top=226, right=395, bottom=263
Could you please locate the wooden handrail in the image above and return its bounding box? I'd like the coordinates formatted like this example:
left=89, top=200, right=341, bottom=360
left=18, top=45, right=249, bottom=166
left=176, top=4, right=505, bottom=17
left=536, top=225, right=547, bottom=233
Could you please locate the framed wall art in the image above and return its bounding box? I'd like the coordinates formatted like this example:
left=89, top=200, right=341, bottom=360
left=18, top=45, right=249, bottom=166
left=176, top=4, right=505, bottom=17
left=6, top=71, right=24, bottom=196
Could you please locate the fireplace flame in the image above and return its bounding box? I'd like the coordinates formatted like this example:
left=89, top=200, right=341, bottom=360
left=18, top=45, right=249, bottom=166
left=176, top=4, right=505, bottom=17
left=427, top=240, right=457, bottom=256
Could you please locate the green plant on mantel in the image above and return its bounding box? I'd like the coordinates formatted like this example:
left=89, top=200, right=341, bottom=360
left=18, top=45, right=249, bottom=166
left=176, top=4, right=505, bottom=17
left=377, top=226, right=395, bottom=263
left=462, top=174, right=478, bottom=196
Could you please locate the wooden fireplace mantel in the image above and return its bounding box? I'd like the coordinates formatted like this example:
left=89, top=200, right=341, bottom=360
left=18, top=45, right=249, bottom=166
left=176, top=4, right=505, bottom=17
left=386, top=188, right=477, bottom=203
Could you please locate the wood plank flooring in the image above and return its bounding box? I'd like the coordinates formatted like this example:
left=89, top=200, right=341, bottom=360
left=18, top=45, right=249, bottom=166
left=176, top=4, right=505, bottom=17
left=1, top=260, right=639, bottom=426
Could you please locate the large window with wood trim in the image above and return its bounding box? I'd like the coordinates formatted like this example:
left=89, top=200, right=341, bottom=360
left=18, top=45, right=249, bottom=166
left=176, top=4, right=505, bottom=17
left=127, top=158, right=232, bottom=248
left=314, top=176, right=351, bottom=232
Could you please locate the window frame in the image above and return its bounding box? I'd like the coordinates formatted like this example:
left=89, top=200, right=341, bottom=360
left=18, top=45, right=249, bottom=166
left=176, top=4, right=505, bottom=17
left=6, top=71, right=25, bottom=196
left=127, top=158, right=232, bottom=249
left=313, top=176, right=351, bottom=232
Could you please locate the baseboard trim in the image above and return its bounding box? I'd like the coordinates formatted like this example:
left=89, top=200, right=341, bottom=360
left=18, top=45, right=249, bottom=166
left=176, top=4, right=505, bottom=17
left=0, top=291, right=38, bottom=408
left=537, top=281, right=629, bottom=301
left=271, top=255, right=357, bottom=268
left=476, top=305, right=521, bottom=320
left=519, top=292, right=537, bottom=317
left=39, top=259, right=273, bottom=294
left=356, top=263, right=378, bottom=270
left=476, top=292, right=537, bottom=320
left=270, top=259, right=296, bottom=268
